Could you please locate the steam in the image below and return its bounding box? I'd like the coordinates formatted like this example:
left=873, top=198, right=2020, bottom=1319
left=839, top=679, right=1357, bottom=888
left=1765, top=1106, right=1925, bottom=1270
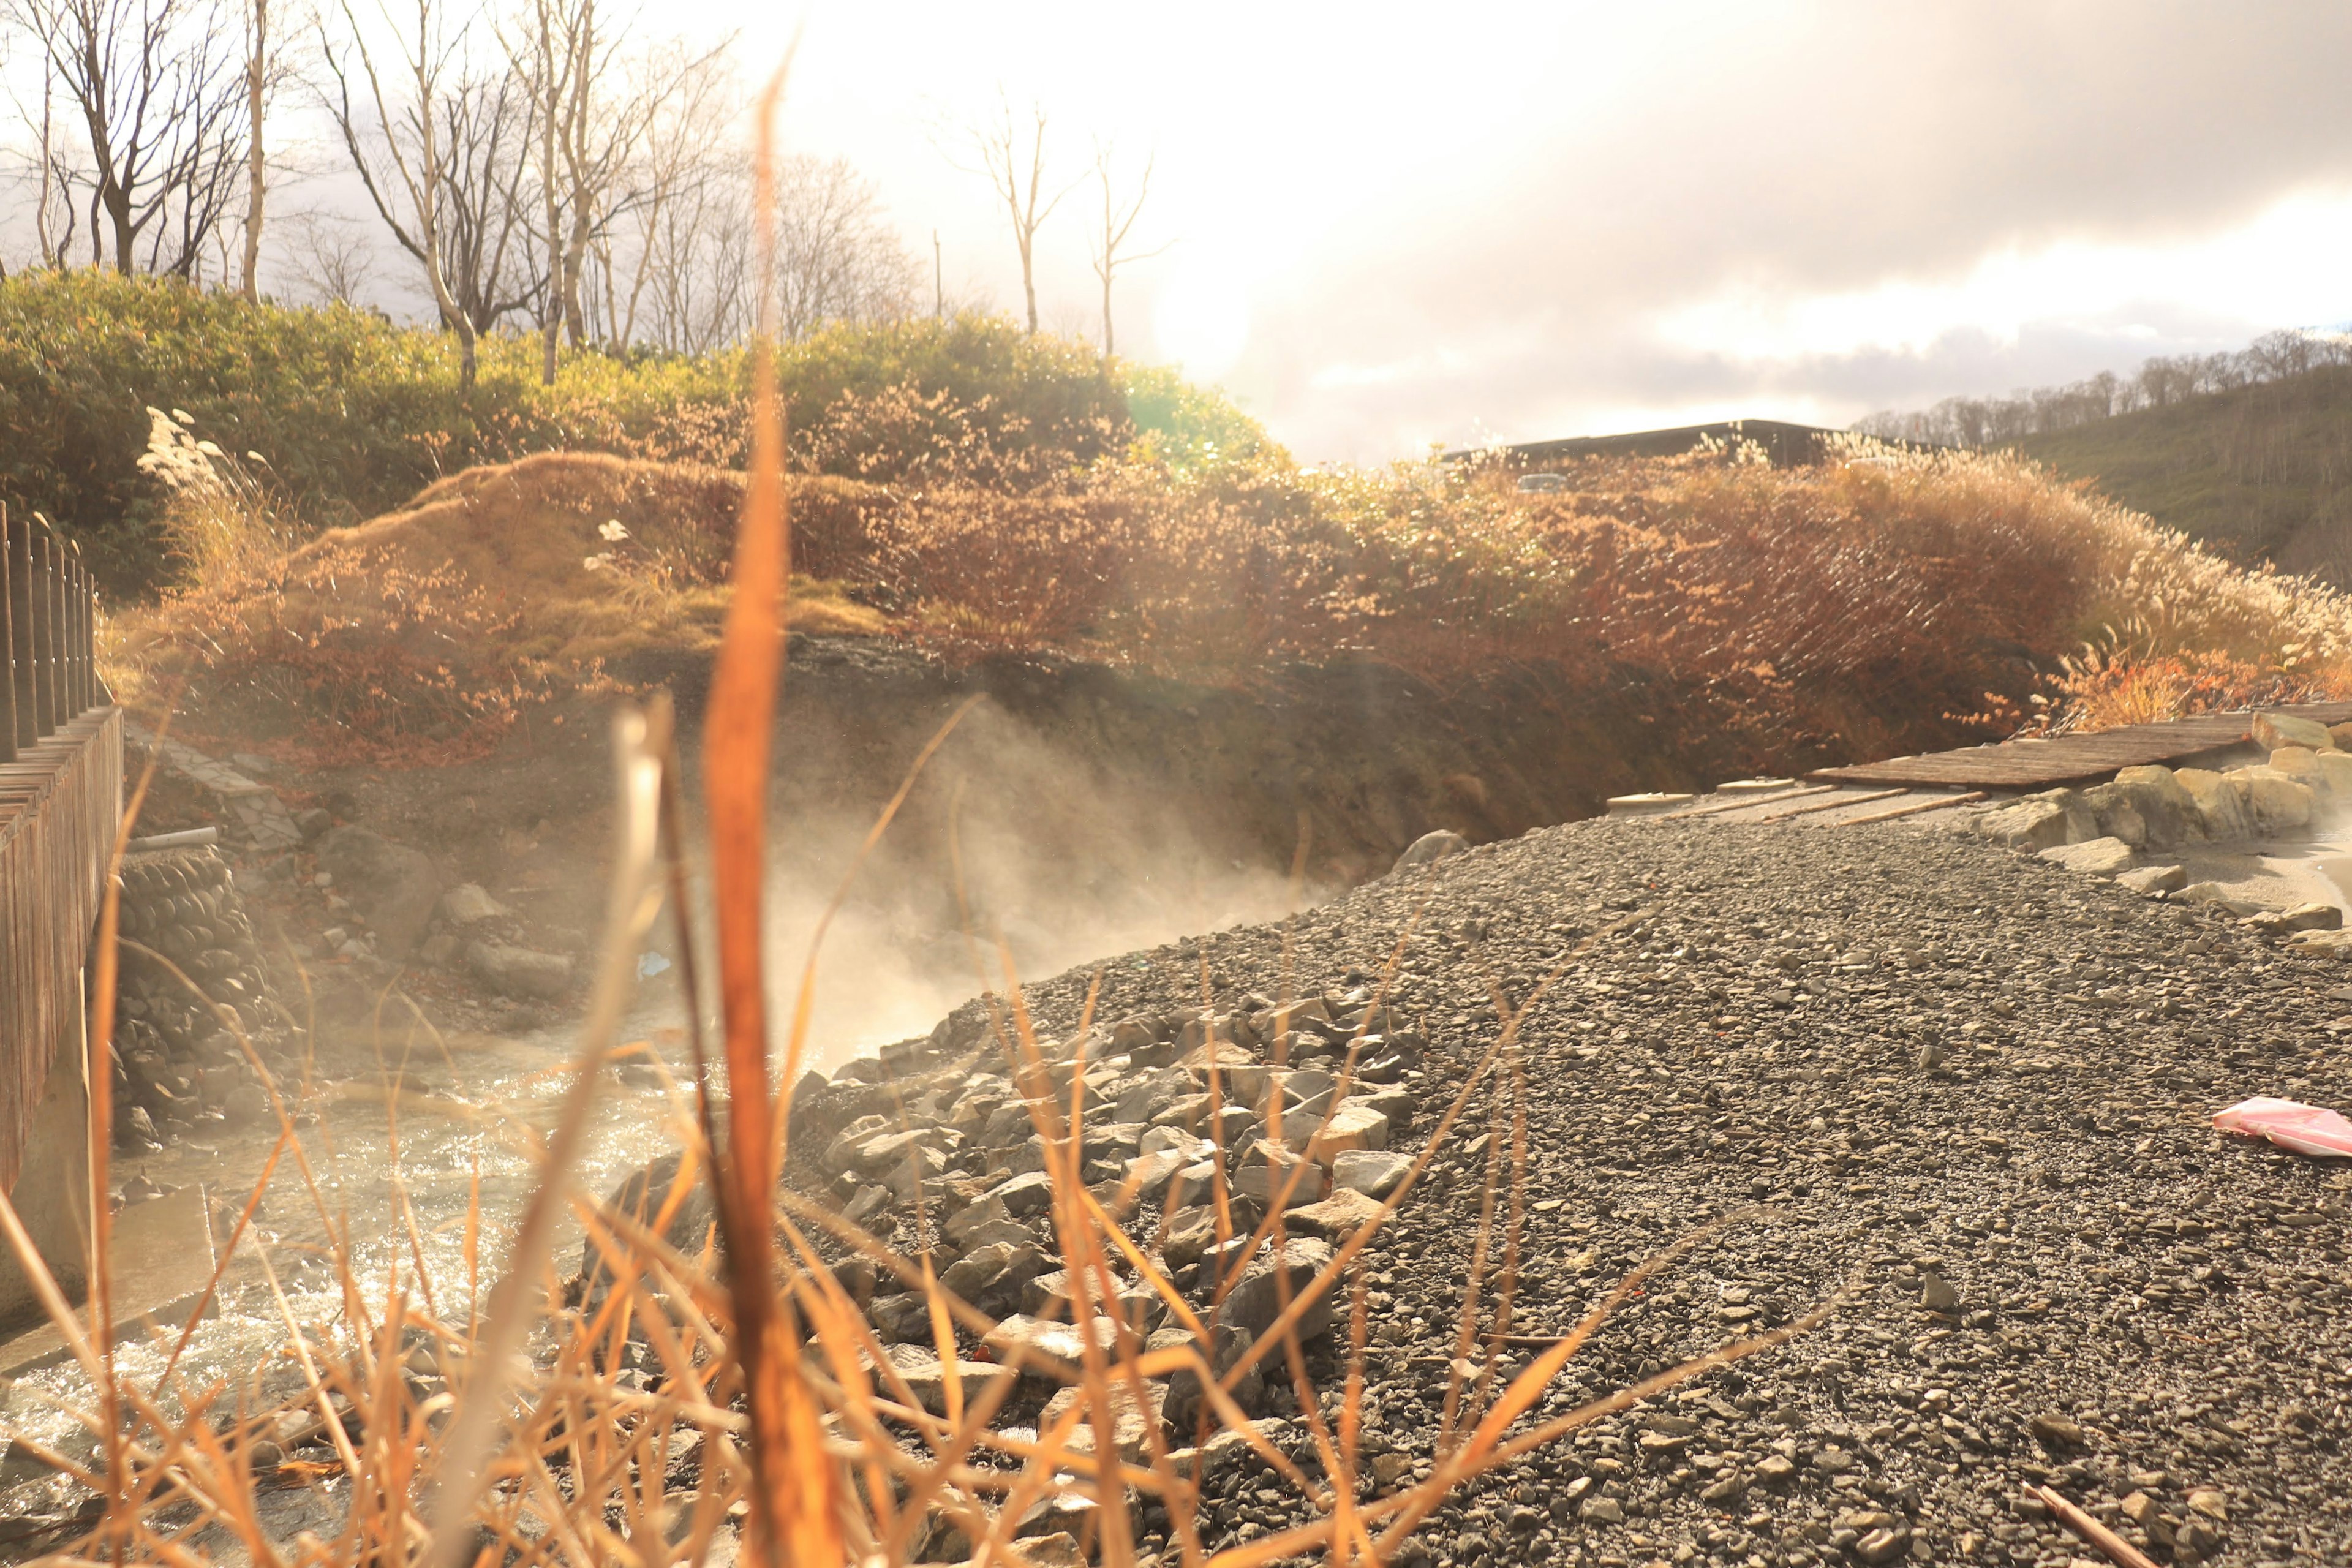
left=747, top=696, right=1316, bottom=1069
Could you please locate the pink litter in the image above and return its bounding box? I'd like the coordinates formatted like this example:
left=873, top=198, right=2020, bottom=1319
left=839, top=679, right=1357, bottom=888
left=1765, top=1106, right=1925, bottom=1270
left=2211, top=1096, right=2352, bottom=1158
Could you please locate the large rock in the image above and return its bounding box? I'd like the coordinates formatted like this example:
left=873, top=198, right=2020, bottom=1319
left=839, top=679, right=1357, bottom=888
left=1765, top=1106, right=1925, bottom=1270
left=1215, top=1236, right=1338, bottom=1350
left=315, top=827, right=442, bottom=957
left=1280, top=1102, right=1390, bottom=1163
left=875, top=1344, right=1019, bottom=1417
left=2038, top=837, right=2135, bottom=876
left=439, top=883, right=509, bottom=925
left=939, top=1241, right=1049, bottom=1316
left=2228, top=766, right=2317, bottom=835
left=467, top=940, right=574, bottom=998
left=2174, top=768, right=2256, bottom=840
left=1039, top=1380, right=1169, bottom=1463
left=1972, top=788, right=2097, bottom=851
left=2253, top=712, right=2337, bottom=752
left=1392, top=830, right=1470, bottom=875
left=1331, top=1148, right=1412, bottom=1199
left=2114, top=864, right=2187, bottom=896
left=2103, top=766, right=2205, bottom=850
left=2266, top=747, right=2332, bottom=799
left=575, top=1151, right=716, bottom=1305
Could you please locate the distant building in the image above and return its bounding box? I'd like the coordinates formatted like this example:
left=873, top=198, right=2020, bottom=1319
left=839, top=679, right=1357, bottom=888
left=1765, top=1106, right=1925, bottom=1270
left=1447, top=417, right=1924, bottom=471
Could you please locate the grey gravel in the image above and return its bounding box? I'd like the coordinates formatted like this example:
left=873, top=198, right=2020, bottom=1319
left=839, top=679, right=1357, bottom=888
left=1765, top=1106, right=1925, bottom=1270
left=981, top=812, right=2352, bottom=1568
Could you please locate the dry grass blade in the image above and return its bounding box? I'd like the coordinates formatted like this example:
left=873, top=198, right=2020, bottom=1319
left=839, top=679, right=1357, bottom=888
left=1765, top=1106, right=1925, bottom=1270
left=695, top=55, right=848, bottom=1568
left=419, top=699, right=669, bottom=1568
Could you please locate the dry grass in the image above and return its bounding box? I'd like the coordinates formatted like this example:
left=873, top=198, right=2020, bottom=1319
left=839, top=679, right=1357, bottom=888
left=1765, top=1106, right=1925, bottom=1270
left=110, top=421, right=2352, bottom=770
left=108, top=452, right=889, bottom=766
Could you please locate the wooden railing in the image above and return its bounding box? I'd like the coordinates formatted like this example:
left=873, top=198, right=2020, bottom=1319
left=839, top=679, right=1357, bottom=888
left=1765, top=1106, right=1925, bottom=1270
left=0, top=504, right=116, bottom=1199
left=1, top=507, right=100, bottom=758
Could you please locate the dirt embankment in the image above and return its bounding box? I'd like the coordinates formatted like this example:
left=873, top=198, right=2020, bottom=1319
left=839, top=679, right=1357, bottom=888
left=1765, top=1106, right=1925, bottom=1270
left=133, top=634, right=1811, bottom=1052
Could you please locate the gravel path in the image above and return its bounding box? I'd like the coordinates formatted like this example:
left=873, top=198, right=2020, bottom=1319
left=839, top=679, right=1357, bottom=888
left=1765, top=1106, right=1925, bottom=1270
left=989, top=813, right=2352, bottom=1568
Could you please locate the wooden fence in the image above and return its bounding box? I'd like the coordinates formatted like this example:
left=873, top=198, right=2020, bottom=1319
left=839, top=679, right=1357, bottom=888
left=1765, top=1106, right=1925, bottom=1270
left=0, top=505, right=117, bottom=1199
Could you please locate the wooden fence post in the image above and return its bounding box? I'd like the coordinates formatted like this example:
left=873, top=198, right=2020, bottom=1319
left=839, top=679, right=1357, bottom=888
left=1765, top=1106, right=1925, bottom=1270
left=67, top=547, right=88, bottom=715
left=6, top=510, right=32, bottom=750
left=0, top=508, right=15, bottom=764
left=45, top=527, right=68, bottom=725
left=28, top=527, right=55, bottom=738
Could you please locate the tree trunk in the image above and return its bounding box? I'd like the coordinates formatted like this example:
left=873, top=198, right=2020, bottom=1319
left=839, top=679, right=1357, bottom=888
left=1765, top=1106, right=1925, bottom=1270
left=240, top=0, right=267, bottom=302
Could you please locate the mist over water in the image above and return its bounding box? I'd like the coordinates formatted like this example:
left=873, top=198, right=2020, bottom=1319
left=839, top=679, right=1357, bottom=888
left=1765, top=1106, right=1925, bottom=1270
left=753, top=709, right=1319, bottom=1069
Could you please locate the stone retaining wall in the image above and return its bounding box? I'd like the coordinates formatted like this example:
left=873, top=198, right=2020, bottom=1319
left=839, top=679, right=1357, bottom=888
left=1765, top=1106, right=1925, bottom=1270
left=111, top=845, right=288, bottom=1145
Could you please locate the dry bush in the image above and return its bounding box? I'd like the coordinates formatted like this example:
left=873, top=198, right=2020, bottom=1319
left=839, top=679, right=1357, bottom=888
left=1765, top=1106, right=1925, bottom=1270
left=117, top=404, right=2352, bottom=772
left=110, top=453, right=890, bottom=765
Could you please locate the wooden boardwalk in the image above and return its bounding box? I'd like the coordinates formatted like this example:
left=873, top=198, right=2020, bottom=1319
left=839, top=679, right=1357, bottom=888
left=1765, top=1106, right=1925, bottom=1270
left=1808, top=703, right=2352, bottom=791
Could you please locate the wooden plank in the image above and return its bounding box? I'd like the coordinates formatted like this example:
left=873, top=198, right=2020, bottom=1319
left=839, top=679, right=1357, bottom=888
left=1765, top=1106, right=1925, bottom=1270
left=1665, top=783, right=1833, bottom=820
left=1839, top=790, right=1988, bottom=826
left=1760, top=787, right=1909, bottom=820
left=1808, top=703, right=2352, bottom=790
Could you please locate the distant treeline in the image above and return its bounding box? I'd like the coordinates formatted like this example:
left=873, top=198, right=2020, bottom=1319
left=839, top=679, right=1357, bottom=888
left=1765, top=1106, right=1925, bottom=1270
left=1854, top=328, right=2352, bottom=448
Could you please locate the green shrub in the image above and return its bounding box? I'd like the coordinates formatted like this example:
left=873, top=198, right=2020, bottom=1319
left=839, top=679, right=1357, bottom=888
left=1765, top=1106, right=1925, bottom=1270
left=0, top=270, right=1263, bottom=597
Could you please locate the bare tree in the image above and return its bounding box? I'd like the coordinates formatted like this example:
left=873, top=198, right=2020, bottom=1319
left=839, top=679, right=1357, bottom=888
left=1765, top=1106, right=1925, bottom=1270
left=588, top=40, right=733, bottom=353
left=322, top=0, right=535, bottom=384
left=954, top=93, right=1069, bottom=334
left=769, top=154, right=917, bottom=341
left=237, top=0, right=274, bottom=298
left=281, top=208, right=377, bottom=304
left=1086, top=140, right=1166, bottom=357
left=6, top=0, right=251, bottom=275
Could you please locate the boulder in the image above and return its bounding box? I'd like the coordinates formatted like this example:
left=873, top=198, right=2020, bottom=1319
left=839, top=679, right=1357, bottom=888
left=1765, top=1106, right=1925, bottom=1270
left=869, top=1292, right=932, bottom=1343
left=1283, top=1188, right=1387, bottom=1242
left=2267, top=747, right=2332, bottom=798
left=2079, top=785, right=2146, bottom=848
left=2038, top=837, right=2135, bottom=876
left=989, top=1170, right=1055, bottom=1218
left=2253, top=712, right=2336, bottom=752
left=1331, top=1148, right=1413, bottom=1199
left=2173, top=768, right=2256, bottom=840
left=1215, top=1237, right=1338, bottom=1349
left=1392, top=830, right=1470, bottom=875
left=576, top=1152, right=716, bottom=1305
left=315, top=827, right=442, bottom=957
left=2286, top=928, right=2352, bottom=957
left=1280, top=1102, right=1390, bottom=1163
left=1972, top=788, right=2097, bottom=851
left=438, top=883, right=509, bottom=925
left=875, top=1344, right=1019, bottom=1417
left=467, top=940, right=574, bottom=998
left=2105, top=766, right=2205, bottom=849
left=1234, top=1154, right=1327, bottom=1208
left=2177, top=882, right=2264, bottom=917
left=1039, top=1379, right=1169, bottom=1463
left=2321, top=752, right=2352, bottom=800
left=939, top=1242, right=1049, bottom=1317
left=2114, top=864, right=2187, bottom=896
left=2245, top=902, right=2343, bottom=935
left=2227, top=766, right=2317, bottom=835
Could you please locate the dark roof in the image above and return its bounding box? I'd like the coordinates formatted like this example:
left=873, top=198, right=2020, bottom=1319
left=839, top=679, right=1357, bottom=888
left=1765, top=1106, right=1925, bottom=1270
left=1447, top=418, right=1851, bottom=470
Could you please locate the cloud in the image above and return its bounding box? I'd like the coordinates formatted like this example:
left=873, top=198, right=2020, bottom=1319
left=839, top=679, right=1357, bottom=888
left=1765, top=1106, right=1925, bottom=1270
left=1202, top=0, right=2352, bottom=457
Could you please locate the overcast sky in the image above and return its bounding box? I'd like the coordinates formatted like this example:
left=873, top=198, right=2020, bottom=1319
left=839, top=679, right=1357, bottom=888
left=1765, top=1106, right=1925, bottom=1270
left=17, top=0, right=2352, bottom=463
left=729, top=0, right=2352, bottom=461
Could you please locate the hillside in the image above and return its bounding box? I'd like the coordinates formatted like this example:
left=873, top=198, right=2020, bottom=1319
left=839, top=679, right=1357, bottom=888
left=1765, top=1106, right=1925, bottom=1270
left=2014, top=363, right=2352, bottom=585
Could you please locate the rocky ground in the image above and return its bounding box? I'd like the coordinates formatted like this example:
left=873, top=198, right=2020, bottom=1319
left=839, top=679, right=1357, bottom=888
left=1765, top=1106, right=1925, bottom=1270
left=762, top=810, right=2352, bottom=1568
